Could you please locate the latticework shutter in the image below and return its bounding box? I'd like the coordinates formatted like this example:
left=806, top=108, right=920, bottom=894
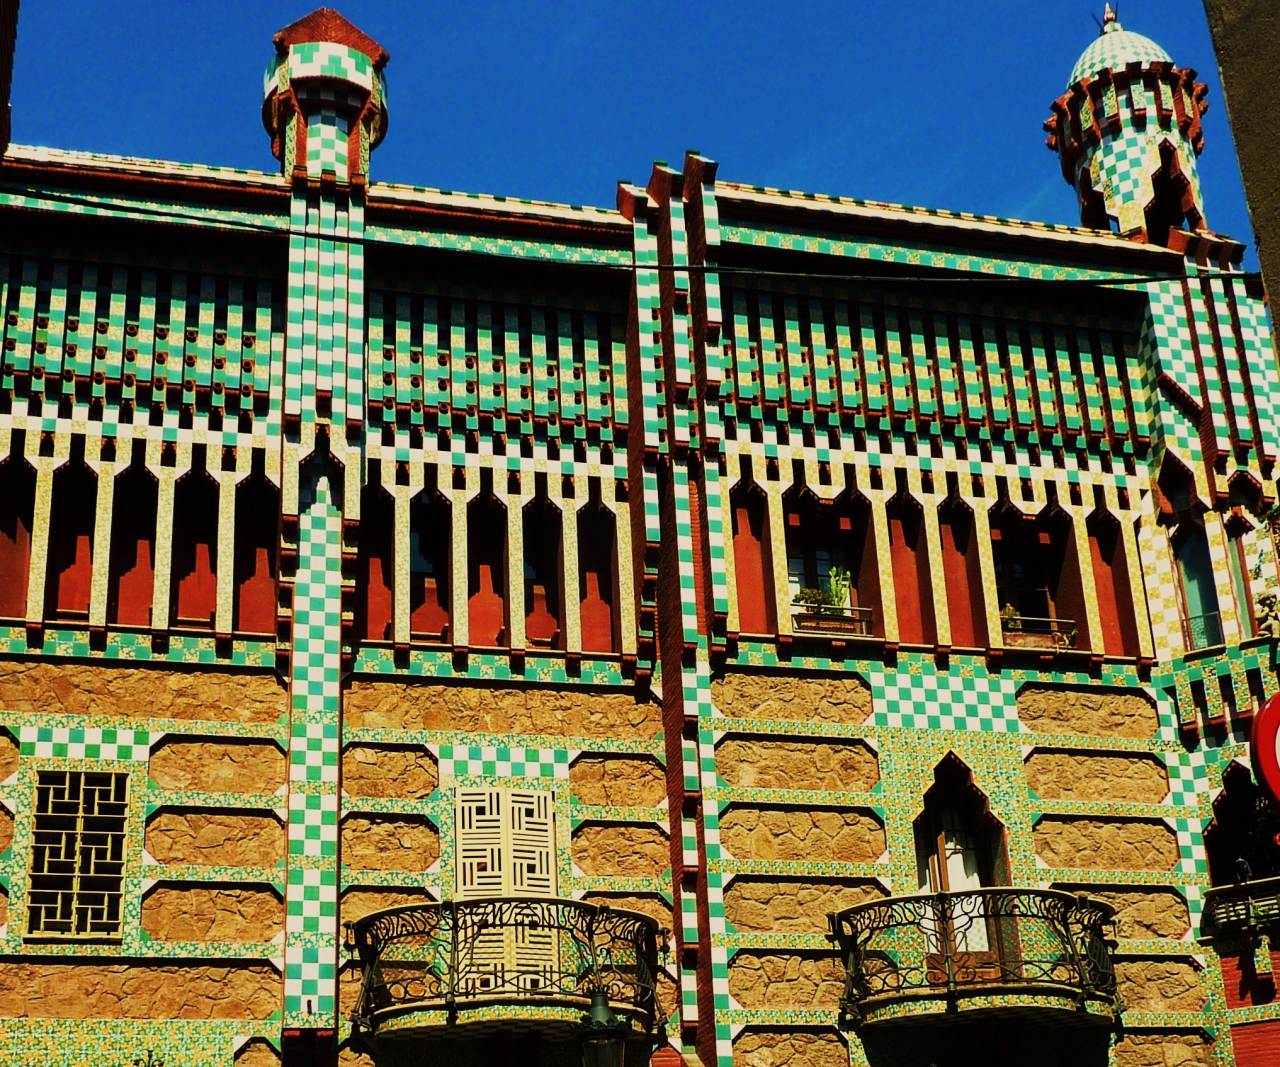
left=454, top=788, right=559, bottom=994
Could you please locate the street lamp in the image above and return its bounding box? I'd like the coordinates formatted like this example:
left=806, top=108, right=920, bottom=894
left=579, top=989, right=630, bottom=1067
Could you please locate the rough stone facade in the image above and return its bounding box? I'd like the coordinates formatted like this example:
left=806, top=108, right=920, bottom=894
left=1025, top=751, right=1168, bottom=802
left=723, top=878, right=885, bottom=933
left=1065, top=887, right=1191, bottom=939
left=569, top=755, right=667, bottom=806
left=1017, top=687, right=1158, bottom=738
left=0, top=660, right=285, bottom=722
left=144, top=813, right=285, bottom=868
left=1116, top=960, right=1208, bottom=1014
left=141, top=886, right=284, bottom=942
left=341, top=745, right=438, bottom=799
left=341, top=815, right=439, bottom=871
left=149, top=739, right=286, bottom=793
left=716, top=738, right=879, bottom=792
left=732, top=1030, right=849, bottom=1066
left=0, top=963, right=280, bottom=1018
left=712, top=673, right=872, bottom=724
left=720, top=807, right=885, bottom=863
left=1113, top=1032, right=1215, bottom=1067
left=728, top=952, right=844, bottom=1008
left=1034, top=817, right=1180, bottom=871
left=572, top=824, right=669, bottom=877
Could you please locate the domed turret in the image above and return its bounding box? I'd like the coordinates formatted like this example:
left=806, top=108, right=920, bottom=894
left=1045, top=4, right=1209, bottom=245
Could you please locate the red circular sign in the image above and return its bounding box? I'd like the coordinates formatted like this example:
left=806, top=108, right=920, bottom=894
left=1250, top=692, right=1280, bottom=804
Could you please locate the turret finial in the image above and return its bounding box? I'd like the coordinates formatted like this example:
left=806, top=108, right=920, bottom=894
left=1102, top=3, right=1118, bottom=29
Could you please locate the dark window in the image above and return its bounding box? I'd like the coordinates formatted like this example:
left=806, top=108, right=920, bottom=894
left=28, top=770, right=128, bottom=940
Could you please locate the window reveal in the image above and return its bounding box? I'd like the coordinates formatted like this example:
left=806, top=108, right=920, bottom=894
left=27, top=770, right=128, bottom=939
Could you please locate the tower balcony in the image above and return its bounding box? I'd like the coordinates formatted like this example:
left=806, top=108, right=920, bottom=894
left=348, top=897, right=663, bottom=1059
left=829, top=888, right=1119, bottom=1033
left=1203, top=876, right=1280, bottom=934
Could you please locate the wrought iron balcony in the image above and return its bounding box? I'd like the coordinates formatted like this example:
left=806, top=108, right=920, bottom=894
left=829, top=888, right=1119, bottom=1030
left=792, top=602, right=875, bottom=637
left=1203, top=876, right=1280, bottom=934
left=1000, top=614, right=1077, bottom=651
left=348, top=897, right=663, bottom=1046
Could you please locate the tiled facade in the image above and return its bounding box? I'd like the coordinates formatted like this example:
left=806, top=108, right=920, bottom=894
left=0, top=7, right=1278, bottom=1067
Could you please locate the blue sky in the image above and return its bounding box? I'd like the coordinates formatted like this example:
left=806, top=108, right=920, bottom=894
left=9, top=1, right=1259, bottom=268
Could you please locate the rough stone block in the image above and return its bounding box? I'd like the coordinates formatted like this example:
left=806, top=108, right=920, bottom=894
left=0, top=962, right=279, bottom=1018
left=729, top=952, right=844, bottom=1008
left=717, top=736, right=878, bottom=791
left=141, top=885, right=283, bottom=942
left=570, top=755, right=666, bottom=806
left=1034, top=817, right=1178, bottom=871
left=342, top=744, right=437, bottom=799
left=1018, top=685, right=1156, bottom=737
left=720, top=807, right=884, bottom=862
left=341, top=887, right=435, bottom=923
left=149, top=738, right=285, bottom=793
left=732, top=1029, right=849, bottom=1066
left=724, top=877, right=884, bottom=933
left=342, top=814, right=438, bottom=871
left=713, top=672, right=871, bottom=724
left=145, top=812, right=284, bottom=868
left=234, top=1038, right=281, bottom=1066
left=0, top=729, right=16, bottom=780
left=1113, top=1032, right=1213, bottom=1067
left=1116, top=959, right=1206, bottom=1013
left=1058, top=886, right=1189, bottom=939
left=0, top=660, right=285, bottom=723
left=572, top=824, right=668, bottom=877
left=1026, top=751, right=1168, bottom=802
left=345, top=680, right=659, bottom=739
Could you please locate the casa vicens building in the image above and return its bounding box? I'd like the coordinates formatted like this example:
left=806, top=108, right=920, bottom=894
left=0, top=6, right=1278, bottom=1066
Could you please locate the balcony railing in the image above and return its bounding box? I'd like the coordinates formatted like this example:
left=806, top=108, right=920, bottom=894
left=348, top=897, right=662, bottom=1042
left=1182, top=611, right=1224, bottom=651
left=829, top=888, right=1119, bottom=1030
left=1203, top=876, right=1280, bottom=934
left=792, top=602, right=875, bottom=637
left=1001, top=615, right=1077, bottom=651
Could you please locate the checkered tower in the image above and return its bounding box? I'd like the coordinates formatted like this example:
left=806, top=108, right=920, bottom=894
left=261, top=8, right=389, bottom=1044
left=1045, top=3, right=1210, bottom=243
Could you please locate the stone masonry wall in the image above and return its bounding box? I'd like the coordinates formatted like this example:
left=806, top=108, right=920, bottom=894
left=1025, top=751, right=1168, bottom=802
left=720, top=807, right=884, bottom=862
left=141, top=886, right=283, bottom=942
left=569, top=755, right=666, bottom=806
left=1034, top=817, right=1179, bottom=870
left=1017, top=686, right=1157, bottom=737
left=723, top=877, right=884, bottom=933
left=712, top=673, right=872, bottom=724
left=342, top=745, right=438, bottom=798
left=341, top=815, right=439, bottom=871
left=729, top=952, right=844, bottom=1008
left=716, top=737, right=878, bottom=791
left=149, top=739, right=286, bottom=793
left=732, top=1029, right=849, bottom=1066
left=145, top=812, right=285, bottom=868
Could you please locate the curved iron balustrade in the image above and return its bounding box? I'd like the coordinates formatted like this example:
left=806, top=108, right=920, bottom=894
left=829, top=887, right=1119, bottom=1030
left=348, top=897, right=663, bottom=1039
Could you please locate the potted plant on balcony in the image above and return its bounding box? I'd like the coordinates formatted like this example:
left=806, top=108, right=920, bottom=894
left=794, top=568, right=868, bottom=635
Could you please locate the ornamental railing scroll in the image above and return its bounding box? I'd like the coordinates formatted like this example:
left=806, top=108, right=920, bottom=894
left=348, top=897, right=662, bottom=1036
left=828, top=888, right=1119, bottom=1030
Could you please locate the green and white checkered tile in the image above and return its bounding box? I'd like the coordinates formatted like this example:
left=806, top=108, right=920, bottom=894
left=868, top=659, right=1021, bottom=732
left=18, top=725, right=152, bottom=762
left=437, top=744, right=570, bottom=780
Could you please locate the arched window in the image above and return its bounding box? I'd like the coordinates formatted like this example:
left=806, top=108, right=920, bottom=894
left=1172, top=520, right=1222, bottom=650
left=523, top=495, right=562, bottom=649
left=234, top=471, right=279, bottom=635
left=357, top=484, right=394, bottom=642
left=784, top=488, right=880, bottom=636
left=730, top=480, right=774, bottom=635
left=1087, top=509, right=1140, bottom=657
left=108, top=462, right=157, bottom=627
left=468, top=490, right=507, bottom=647
left=0, top=456, right=36, bottom=619
left=409, top=488, right=451, bottom=642
left=577, top=501, right=617, bottom=654
left=938, top=498, right=986, bottom=648
left=990, top=504, right=1084, bottom=649
left=46, top=453, right=97, bottom=621
left=886, top=493, right=935, bottom=646
left=913, top=756, right=1010, bottom=965
left=171, top=469, right=219, bottom=629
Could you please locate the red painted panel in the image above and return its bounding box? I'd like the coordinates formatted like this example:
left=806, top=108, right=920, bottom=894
left=887, top=499, right=935, bottom=645
left=1220, top=948, right=1280, bottom=1008
left=409, top=493, right=450, bottom=641
left=358, top=486, right=393, bottom=642
left=46, top=461, right=97, bottom=619
left=579, top=505, right=617, bottom=653
left=523, top=500, right=562, bottom=648
left=468, top=495, right=507, bottom=647
left=939, top=505, right=985, bottom=647
left=108, top=467, right=157, bottom=627
left=1088, top=514, right=1140, bottom=656
left=0, top=459, right=34, bottom=619
left=1231, top=1018, right=1280, bottom=1067
left=171, top=472, right=219, bottom=629
left=235, top=477, right=279, bottom=635
left=731, top=488, right=773, bottom=635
